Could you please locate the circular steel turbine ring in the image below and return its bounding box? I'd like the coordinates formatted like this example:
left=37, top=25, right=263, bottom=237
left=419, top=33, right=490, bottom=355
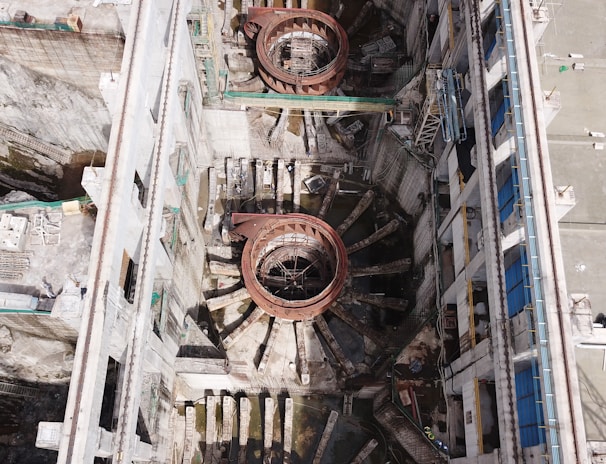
left=236, top=213, right=348, bottom=320
left=246, top=8, right=349, bottom=95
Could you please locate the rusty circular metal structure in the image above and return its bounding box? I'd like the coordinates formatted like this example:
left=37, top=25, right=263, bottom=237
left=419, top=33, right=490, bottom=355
left=245, top=8, right=349, bottom=95
left=235, top=213, right=348, bottom=320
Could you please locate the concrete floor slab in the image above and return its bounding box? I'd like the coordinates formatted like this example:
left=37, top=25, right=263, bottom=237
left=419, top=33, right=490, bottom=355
left=541, top=0, right=606, bottom=445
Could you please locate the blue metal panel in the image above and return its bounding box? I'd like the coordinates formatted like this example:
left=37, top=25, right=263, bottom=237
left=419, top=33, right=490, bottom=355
left=515, top=365, right=546, bottom=448
left=505, top=251, right=531, bottom=317
left=491, top=81, right=511, bottom=136
left=491, top=100, right=506, bottom=136
left=498, top=174, right=515, bottom=223
left=485, top=36, right=497, bottom=61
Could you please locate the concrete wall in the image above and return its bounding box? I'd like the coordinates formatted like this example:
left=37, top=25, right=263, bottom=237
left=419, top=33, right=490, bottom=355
left=0, top=28, right=122, bottom=150
left=0, top=25, right=124, bottom=197
left=0, top=27, right=124, bottom=96
left=370, top=131, right=431, bottom=217
left=0, top=314, right=78, bottom=343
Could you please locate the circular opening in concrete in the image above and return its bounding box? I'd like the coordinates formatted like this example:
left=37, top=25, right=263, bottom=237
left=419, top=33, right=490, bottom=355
left=250, top=10, right=349, bottom=95
left=240, top=215, right=348, bottom=320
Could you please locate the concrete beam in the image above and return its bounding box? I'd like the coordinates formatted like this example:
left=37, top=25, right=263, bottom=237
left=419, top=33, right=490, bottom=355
left=329, top=302, right=385, bottom=347
left=349, top=258, right=412, bottom=277
left=350, top=438, right=378, bottom=464
left=208, top=261, right=241, bottom=277
left=317, top=170, right=340, bottom=220
left=346, top=219, right=400, bottom=254
left=258, top=318, right=283, bottom=374
left=347, top=290, right=408, bottom=312
left=295, top=321, right=310, bottom=385
left=314, top=315, right=355, bottom=376
left=335, top=190, right=375, bottom=236
left=206, top=287, right=250, bottom=312
left=223, top=306, right=265, bottom=347
left=312, top=410, right=339, bottom=464
left=223, top=92, right=395, bottom=113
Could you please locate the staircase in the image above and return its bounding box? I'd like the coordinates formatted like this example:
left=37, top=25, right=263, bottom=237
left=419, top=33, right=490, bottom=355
left=373, top=387, right=446, bottom=464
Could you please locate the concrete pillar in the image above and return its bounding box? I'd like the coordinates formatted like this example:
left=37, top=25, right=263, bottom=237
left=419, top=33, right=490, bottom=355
left=205, top=396, right=218, bottom=463
left=225, top=157, right=234, bottom=201
left=343, top=393, right=353, bottom=416
left=542, top=89, right=561, bottom=128
left=283, top=398, right=293, bottom=464
left=336, top=190, right=375, bottom=236
left=255, top=159, right=264, bottom=212
left=346, top=219, right=400, bottom=254
left=304, top=110, right=317, bottom=155
left=222, top=396, right=236, bottom=447
left=276, top=159, right=285, bottom=215
left=222, top=0, right=234, bottom=36
left=238, top=397, right=251, bottom=464
left=463, top=0, right=522, bottom=459
left=263, top=397, right=274, bottom=464
left=183, top=405, right=196, bottom=464
left=204, top=167, right=217, bottom=232
left=293, top=160, right=301, bottom=213
left=312, top=410, right=339, bottom=464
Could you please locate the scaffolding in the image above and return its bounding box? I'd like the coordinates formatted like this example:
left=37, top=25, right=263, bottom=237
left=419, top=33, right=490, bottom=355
left=414, top=66, right=442, bottom=150
left=188, top=7, right=219, bottom=100
left=436, top=69, right=467, bottom=144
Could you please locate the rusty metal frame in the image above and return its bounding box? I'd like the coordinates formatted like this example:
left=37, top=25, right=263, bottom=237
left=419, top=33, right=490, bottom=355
left=244, top=8, right=349, bottom=95
left=232, top=213, right=348, bottom=320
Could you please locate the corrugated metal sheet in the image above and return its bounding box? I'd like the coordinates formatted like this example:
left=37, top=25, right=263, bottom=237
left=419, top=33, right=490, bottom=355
left=504, top=251, right=531, bottom=317
left=515, top=364, right=546, bottom=448
left=506, top=250, right=532, bottom=317
left=498, top=173, right=515, bottom=223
